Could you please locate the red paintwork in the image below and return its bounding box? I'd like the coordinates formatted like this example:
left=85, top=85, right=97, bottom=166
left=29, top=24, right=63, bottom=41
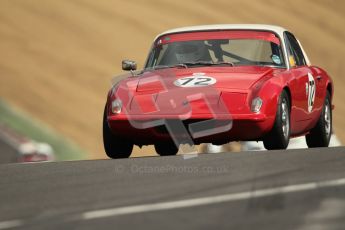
left=106, top=65, right=333, bottom=145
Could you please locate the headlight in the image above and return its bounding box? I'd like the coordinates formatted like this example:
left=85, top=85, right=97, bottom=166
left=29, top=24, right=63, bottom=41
left=251, top=97, right=263, bottom=113
left=111, top=99, right=122, bottom=114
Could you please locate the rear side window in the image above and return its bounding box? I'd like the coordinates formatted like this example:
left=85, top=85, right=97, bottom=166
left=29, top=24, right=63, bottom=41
left=285, top=32, right=306, bottom=67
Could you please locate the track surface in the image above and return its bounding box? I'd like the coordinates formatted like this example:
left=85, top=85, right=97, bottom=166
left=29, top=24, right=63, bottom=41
left=1, top=147, right=345, bottom=229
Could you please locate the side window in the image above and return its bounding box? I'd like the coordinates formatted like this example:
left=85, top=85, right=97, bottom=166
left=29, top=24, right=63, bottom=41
left=285, top=32, right=306, bottom=67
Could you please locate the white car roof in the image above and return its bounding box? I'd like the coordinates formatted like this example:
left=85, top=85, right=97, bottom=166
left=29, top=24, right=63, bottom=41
left=155, top=24, right=288, bottom=41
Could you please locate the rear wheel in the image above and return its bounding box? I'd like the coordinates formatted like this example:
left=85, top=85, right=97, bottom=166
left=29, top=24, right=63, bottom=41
left=103, top=106, right=133, bottom=159
left=263, top=90, right=290, bottom=150
left=306, top=91, right=332, bottom=148
left=154, top=141, right=179, bottom=156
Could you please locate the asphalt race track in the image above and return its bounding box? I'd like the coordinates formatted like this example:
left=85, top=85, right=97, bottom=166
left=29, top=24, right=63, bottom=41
left=1, top=147, right=345, bottom=230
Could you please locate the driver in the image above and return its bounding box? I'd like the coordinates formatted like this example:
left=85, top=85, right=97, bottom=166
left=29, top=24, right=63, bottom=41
left=175, top=41, right=209, bottom=63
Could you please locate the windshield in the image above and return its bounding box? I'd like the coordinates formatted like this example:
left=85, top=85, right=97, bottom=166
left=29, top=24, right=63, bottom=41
left=145, top=30, right=286, bottom=69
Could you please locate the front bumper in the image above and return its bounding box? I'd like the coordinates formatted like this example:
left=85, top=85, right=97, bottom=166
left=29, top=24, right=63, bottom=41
left=107, top=112, right=275, bottom=145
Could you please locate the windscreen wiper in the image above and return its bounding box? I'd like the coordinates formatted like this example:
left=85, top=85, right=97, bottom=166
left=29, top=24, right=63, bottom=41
left=210, top=61, right=234, bottom=66
left=182, top=61, right=214, bottom=66
left=182, top=61, right=234, bottom=67
left=151, top=61, right=234, bottom=70
left=152, top=64, right=188, bottom=70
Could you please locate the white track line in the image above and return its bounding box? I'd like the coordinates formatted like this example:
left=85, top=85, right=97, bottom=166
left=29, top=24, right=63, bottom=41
left=242, top=134, right=341, bottom=151
left=0, top=220, right=22, bottom=230
left=82, top=177, right=345, bottom=220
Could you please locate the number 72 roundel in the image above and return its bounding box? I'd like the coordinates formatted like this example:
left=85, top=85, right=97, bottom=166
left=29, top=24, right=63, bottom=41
left=174, top=73, right=217, bottom=87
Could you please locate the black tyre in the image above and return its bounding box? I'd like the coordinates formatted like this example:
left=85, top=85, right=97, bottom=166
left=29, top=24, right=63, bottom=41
left=154, top=141, right=179, bottom=156
left=306, top=91, right=332, bottom=148
left=103, top=106, right=133, bottom=159
left=263, top=90, right=290, bottom=150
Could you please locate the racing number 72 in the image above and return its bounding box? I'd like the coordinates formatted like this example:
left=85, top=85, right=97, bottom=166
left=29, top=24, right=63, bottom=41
left=179, top=77, right=212, bottom=86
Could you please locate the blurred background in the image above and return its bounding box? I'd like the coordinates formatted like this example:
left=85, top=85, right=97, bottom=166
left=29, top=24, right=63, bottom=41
left=0, top=0, right=344, bottom=161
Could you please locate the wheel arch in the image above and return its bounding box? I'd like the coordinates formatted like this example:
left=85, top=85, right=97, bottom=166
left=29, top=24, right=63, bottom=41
left=326, top=82, right=333, bottom=100
left=282, top=86, right=292, bottom=111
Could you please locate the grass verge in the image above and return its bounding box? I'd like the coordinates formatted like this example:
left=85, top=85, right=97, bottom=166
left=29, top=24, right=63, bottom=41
left=0, top=99, right=87, bottom=161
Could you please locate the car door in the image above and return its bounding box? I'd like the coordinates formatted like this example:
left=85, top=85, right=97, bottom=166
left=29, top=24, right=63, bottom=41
left=284, top=32, right=316, bottom=134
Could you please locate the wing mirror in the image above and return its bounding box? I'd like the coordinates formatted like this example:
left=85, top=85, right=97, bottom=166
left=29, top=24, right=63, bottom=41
left=122, top=60, right=137, bottom=71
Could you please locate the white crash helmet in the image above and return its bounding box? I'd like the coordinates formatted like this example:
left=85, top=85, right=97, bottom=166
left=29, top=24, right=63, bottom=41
left=175, top=41, right=205, bottom=63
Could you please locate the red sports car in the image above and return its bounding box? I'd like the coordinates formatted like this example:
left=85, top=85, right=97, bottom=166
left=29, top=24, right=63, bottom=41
left=103, top=24, right=334, bottom=158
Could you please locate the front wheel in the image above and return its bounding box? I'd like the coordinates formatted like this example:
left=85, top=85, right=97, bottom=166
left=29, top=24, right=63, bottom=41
left=305, top=91, right=332, bottom=148
left=154, top=141, right=179, bottom=156
left=263, top=90, right=290, bottom=150
left=103, top=106, right=133, bottom=159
